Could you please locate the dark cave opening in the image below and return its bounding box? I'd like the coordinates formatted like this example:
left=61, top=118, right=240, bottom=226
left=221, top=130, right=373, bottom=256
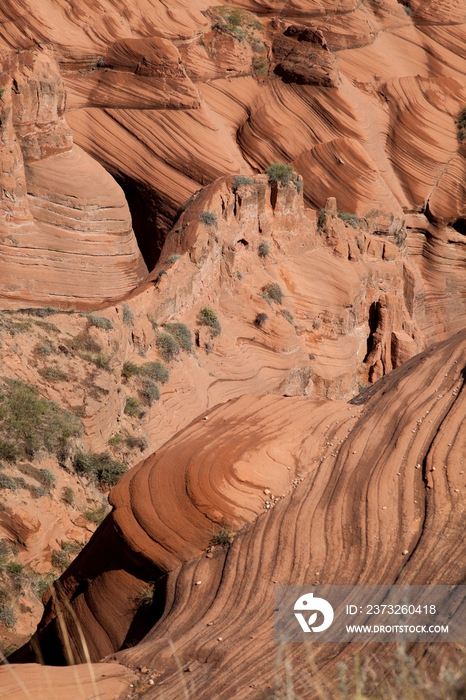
left=115, top=174, right=174, bottom=273
left=363, top=301, right=379, bottom=362
left=452, top=218, right=466, bottom=235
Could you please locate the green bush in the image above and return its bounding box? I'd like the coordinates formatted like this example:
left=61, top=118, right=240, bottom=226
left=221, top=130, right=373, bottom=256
left=36, top=343, right=53, bottom=356
left=156, top=332, right=180, bottom=362
left=139, top=380, right=160, bottom=406
left=125, top=435, right=148, bottom=451
left=165, top=254, right=181, bottom=265
left=232, top=175, right=254, bottom=192
left=17, top=307, right=61, bottom=318
left=7, top=561, right=24, bottom=577
left=258, top=241, right=270, bottom=258
left=254, top=312, right=268, bottom=328
left=87, top=314, right=113, bottom=330
left=122, top=361, right=140, bottom=379
left=141, top=361, right=169, bottom=384
left=199, top=211, right=217, bottom=226
left=74, top=451, right=127, bottom=488
left=84, top=505, right=108, bottom=525
left=252, top=56, right=268, bottom=74
left=0, top=380, right=81, bottom=459
left=39, top=367, right=68, bottom=382
left=282, top=310, right=294, bottom=325
left=38, top=468, right=56, bottom=491
left=0, top=474, right=18, bottom=491
left=261, top=283, right=283, bottom=304
left=0, top=440, right=18, bottom=462
left=162, top=322, right=193, bottom=352
left=338, top=211, right=360, bottom=228
left=0, top=541, right=11, bottom=570
left=0, top=603, right=16, bottom=629
left=51, top=541, right=83, bottom=572
left=212, top=527, right=234, bottom=547
left=122, top=304, right=134, bottom=326
left=197, top=307, right=221, bottom=337
left=30, top=570, right=56, bottom=599
left=318, top=209, right=327, bottom=228
left=124, top=397, right=142, bottom=418
left=265, top=163, right=295, bottom=186
left=61, top=486, right=74, bottom=506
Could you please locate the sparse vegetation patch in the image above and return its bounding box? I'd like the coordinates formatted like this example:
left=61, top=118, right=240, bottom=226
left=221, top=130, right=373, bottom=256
left=199, top=211, right=217, bottom=227
left=232, top=175, right=254, bottom=192
left=156, top=332, right=180, bottom=362
left=261, top=283, right=283, bottom=305
left=0, top=379, right=81, bottom=460
left=162, top=322, right=193, bottom=352
left=197, top=307, right=221, bottom=337
left=457, top=107, right=466, bottom=142
left=265, top=163, right=296, bottom=187
left=74, top=451, right=127, bottom=488
left=338, top=211, right=360, bottom=228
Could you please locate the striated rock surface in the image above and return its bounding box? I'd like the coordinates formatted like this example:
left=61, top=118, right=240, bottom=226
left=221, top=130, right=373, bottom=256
left=13, top=328, right=466, bottom=696
left=0, top=47, right=148, bottom=307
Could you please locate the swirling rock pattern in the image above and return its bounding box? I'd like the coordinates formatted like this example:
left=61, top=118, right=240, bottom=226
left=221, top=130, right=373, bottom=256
left=14, top=329, right=466, bottom=697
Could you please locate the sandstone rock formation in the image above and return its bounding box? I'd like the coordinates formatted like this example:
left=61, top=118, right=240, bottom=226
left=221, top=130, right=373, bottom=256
left=11, top=328, right=466, bottom=697
left=0, top=47, right=148, bottom=307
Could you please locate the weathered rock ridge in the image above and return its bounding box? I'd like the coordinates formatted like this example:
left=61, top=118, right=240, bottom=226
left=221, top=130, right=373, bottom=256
left=11, top=328, right=466, bottom=698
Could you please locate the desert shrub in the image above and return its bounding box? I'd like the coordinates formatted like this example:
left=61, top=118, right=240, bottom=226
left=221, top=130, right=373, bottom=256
left=254, top=312, right=268, bottom=329
left=457, top=107, right=466, bottom=142
left=17, top=307, right=61, bottom=318
left=8, top=321, right=32, bottom=336
left=295, top=179, right=303, bottom=193
left=74, top=451, right=127, bottom=488
left=125, top=435, right=148, bottom=451
left=122, top=303, right=134, bottom=326
left=108, top=434, right=123, bottom=448
left=162, top=322, right=193, bottom=352
left=51, top=541, right=83, bottom=572
left=282, top=310, right=294, bottom=325
left=232, top=175, right=254, bottom=192
left=318, top=209, right=327, bottom=228
left=197, top=307, right=221, bottom=337
left=39, top=367, right=68, bottom=382
left=252, top=56, right=268, bottom=74
left=36, top=343, right=53, bottom=356
left=166, top=254, right=181, bottom=264
left=199, top=211, right=217, bottom=226
left=156, top=332, right=180, bottom=362
left=28, top=485, right=47, bottom=499
left=122, top=362, right=140, bottom=379
left=124, top=397, right=142, bottom=418
left=37, top=468, right=56, bottom=491
left=0, top=440, right=17, bottom=462
left=142, top=361, right=169, bottom=384
left=67, top=332, right=110, bottom=369
left=338, top=211, right=360, bottom=228
left=0, top=380, right=81, bottom=459
left=87, top=314, right=113, bottom=330
left=136, top=584, right=154, bottom=609
left=84, top=505, right=108, bottom=525
left=0, top=542, right=10, bottom=570
left=0, top=603, right=16, bottom=629
left=154, top=269, right=167, bottom=284
left=261, top=283, right=283, bottom=304
left=0, top=474, right=18, bottom=491
left=212, top=527, right=234, bottom=547
left=265, top=163, right=295, bottom=186
left=30, top=570, right=56, bottom=599
left=7, top=561, right=24, bottom=577
left=61, top=486, right=74, bottom=506
left=139, top=380, right=160, bottom=406
left=258, top=241, right=270, bottom=258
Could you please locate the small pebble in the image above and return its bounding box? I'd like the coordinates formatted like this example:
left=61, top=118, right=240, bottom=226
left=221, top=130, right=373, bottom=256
left=454, top=489, right=459, bottom=493
left=264, top=488, right=271, bottom=495
left=402, top=550, right=409, bottom=555
left=206, top=553, right=213, bottom=558
left=149, top=680, right=154, bottom=685
left=203, top=416, right=209, bottom=420
left=382, top=506, right=387, bottom=510
left=207, top=622, right=213, bottom=626
left=194, top=580, right=202, bottom=586
left=217, top=637, right=223, bottom=642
